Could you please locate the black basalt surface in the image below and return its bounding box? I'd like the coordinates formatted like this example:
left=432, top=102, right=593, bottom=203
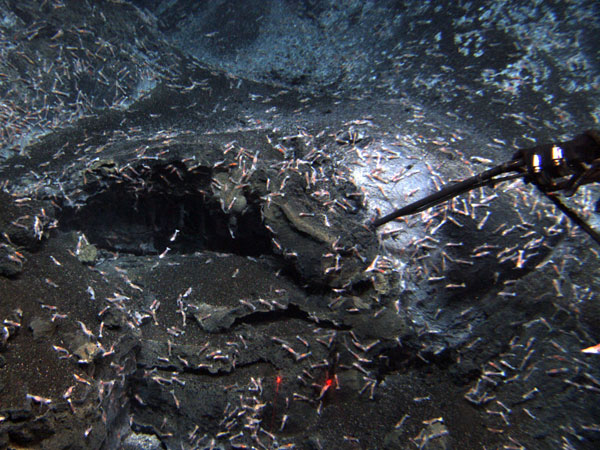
left=1, top=1, right=599, bottom=449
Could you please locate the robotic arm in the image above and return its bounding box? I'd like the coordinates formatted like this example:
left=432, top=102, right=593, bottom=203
left=372, top=130, right=600, bottom=245
left=514, top=130, right=600, bottom=195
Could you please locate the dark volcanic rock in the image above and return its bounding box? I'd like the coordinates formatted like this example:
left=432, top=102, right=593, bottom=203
left=102, top=306, right=127, bottom=330
left=0, top=1, right=599, bottom=449
left=0, top=193, right=55, bottom=253
left=0, top=244, right=23, bottom=277
left=28, top=316, right=56, bottom=341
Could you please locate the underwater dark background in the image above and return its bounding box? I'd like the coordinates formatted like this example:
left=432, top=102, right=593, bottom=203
left=0, top=1, right=599, bottom=449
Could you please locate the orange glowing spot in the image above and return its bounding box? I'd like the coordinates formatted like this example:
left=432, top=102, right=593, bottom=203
left=582, top=342, right=600, bottom=354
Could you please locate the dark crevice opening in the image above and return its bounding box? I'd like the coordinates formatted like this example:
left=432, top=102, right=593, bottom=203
left=56, top=161, right=274, bottom=258
left=231, top=303, right=351, bottom=331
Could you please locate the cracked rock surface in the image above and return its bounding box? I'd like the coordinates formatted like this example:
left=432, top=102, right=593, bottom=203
left=1, top=1, right=600, bottom=449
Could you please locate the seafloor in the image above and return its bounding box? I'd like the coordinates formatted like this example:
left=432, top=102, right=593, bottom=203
left=0, top=1, right=599, bottom=449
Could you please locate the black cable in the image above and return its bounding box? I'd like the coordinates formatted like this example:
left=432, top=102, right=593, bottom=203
left=371, top=159, right=523, bottom=228
left=368, top=141, right=600, bottom=248
left=541, top=191, right=600, bottom=247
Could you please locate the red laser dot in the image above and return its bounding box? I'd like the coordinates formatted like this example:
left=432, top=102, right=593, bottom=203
left=271, top=375, right=283, bottom=431
left=325, top=378, right=333, bottom=387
